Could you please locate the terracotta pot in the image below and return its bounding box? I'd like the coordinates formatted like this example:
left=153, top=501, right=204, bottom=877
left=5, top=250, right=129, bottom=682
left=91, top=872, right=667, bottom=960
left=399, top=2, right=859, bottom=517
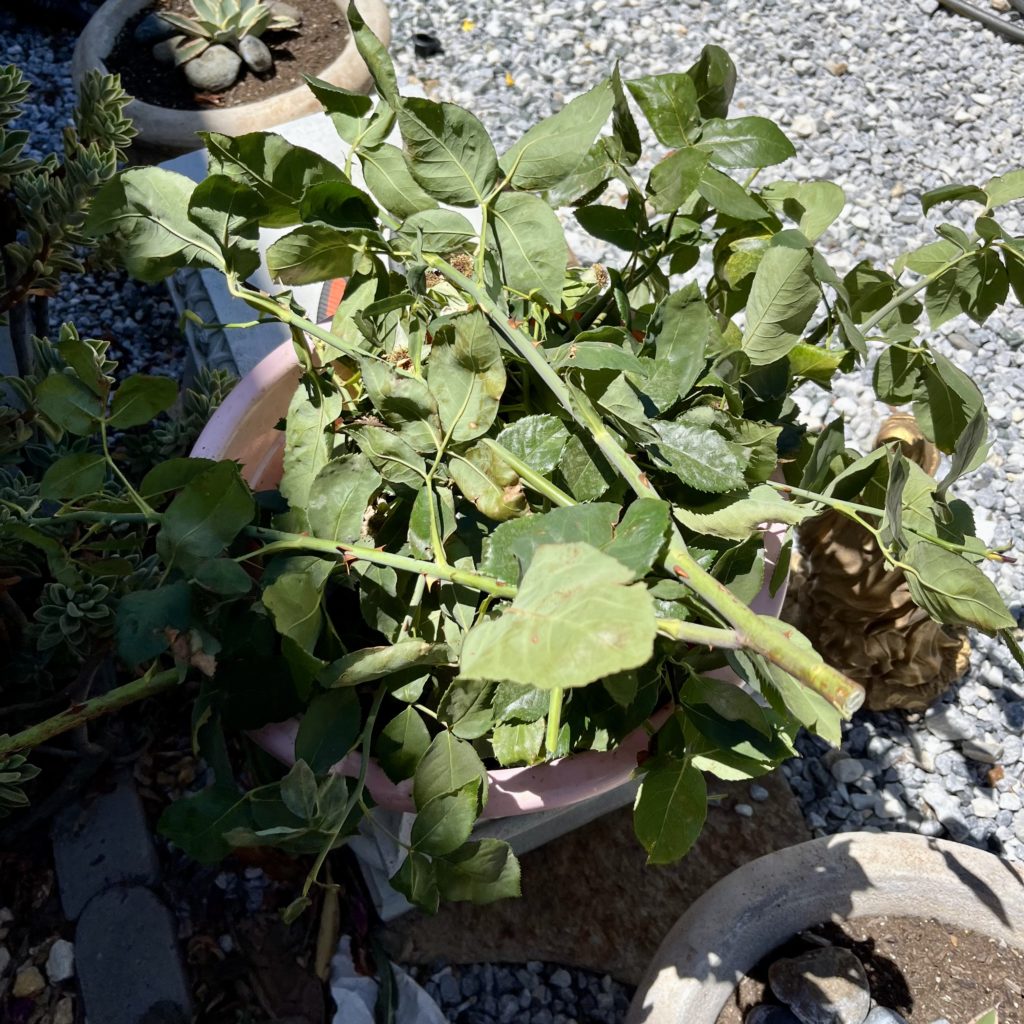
left=627, top=831, right=1024, bottom=1024
left=192, top=340, right=791, bottom=819
left=72, top=0, right=391, bottom=153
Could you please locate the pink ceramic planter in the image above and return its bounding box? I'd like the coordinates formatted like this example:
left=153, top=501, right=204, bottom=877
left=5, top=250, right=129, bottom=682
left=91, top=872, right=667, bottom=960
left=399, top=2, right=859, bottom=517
left=192, top=340, right=790, bottom=819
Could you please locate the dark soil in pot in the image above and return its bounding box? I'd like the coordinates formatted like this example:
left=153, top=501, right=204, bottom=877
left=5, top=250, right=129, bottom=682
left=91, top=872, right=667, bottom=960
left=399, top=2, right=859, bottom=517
left=105, top=0, right=347, bottom=109
left=714, top=915, right=1024, bottom=1024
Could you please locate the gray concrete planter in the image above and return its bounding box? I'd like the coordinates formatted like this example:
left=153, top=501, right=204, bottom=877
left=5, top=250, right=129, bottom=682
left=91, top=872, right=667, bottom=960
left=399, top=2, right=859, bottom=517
left=71, top=0, right=390, bottom=153
left=627, top=831, right=1024, bottom=1024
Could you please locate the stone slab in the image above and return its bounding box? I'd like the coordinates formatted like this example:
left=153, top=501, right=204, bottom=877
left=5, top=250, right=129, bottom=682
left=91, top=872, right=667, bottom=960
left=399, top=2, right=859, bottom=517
left=76, top=885, right=191, bottom=1024
left=379, top=770, right=810, bottom=986
left=51, top=774, right=160, bottom=920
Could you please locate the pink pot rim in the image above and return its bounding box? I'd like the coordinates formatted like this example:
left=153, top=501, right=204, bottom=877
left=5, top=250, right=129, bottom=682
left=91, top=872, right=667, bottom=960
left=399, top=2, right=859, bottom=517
left=193, top=339, right=792, bottom=820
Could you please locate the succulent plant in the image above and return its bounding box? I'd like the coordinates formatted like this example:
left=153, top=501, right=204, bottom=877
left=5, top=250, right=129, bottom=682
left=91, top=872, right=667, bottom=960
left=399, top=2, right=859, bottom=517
left=31, top=581, right=115, bottom=660
left=159, top=0, right=300, bottom=74
left=0, top=752, right=40, bottom=819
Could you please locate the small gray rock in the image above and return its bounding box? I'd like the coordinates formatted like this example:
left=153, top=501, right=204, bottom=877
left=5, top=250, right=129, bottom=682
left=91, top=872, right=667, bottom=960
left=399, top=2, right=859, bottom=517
left=831, top=759, right=865, bottom=784
left=769, top=946, right=871, bottom=1024
left=550, top=968, right=572, bottom=989
left=184, top=45, right=242, bottom=92
left=134, top=12, right=177, bottom=45
left=750, top=784, right=770, bottom=802
left=152, top=36, right=186, bottom=66
left=238, top=35, right=273, bottom=73
left=923, top=706, right=976, bottom=742
left=864, top=1010, right=909, bottom=1024
left=269, top=0, right=302, bottom=25
left=735, top=803, right=754, bottom=818
left=45, top=939, right=75, bottom=983
left=747, top=1007, right=803, bottom=1024
left=962, top=737, right=1003, bottom=764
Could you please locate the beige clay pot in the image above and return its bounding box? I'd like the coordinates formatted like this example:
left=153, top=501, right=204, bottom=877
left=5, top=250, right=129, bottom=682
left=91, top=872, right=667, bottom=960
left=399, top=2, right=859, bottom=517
left=628, top=831, right=1024, bottom=1024
left=72, top=0, right=390, bottom=152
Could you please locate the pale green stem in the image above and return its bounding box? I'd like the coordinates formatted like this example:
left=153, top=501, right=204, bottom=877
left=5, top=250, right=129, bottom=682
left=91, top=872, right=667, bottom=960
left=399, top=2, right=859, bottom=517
left=239, top=526, right=517, bottom=596
left=481, top=439, right=576, bottom=508
left=0, top=668, right=179, bottom=756
left=656, top=619, right=743, bottom=649
left=545, top=688, right=564, bottom=756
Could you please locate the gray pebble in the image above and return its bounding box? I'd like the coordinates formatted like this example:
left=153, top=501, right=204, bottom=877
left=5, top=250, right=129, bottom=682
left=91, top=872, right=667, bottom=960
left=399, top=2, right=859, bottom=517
left=239, top=35, right=273, bottom=74
left=864, top=1009, right=909, bottom=1024
left=750, top=783, right=770, bottom=802
left=184, top=44, right=242, bottom=92
left=134, top=12, right=178, bottom=45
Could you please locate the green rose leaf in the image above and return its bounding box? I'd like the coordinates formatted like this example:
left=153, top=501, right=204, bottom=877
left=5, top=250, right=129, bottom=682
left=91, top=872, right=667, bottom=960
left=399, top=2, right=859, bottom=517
left=449, top=443, right=528, bottom=522
left=279, top=760, right=318, bottom=820
left=157, top=461, right=254, bottom=572
left=303, top=75, right=374, bottom=143
left=491, top=720, right=545, bottom=766
left=574, top=204, right=643, bottom=250
left=649, top=285, right=713, bottom=401
left=299, top=180, right=379, bottom=230
left=359, top=359, right=441, bottom=453
left=158, top=785, right=252, bottom=864
left=117, top=581, right=192, bottom=666
left=280, top=384, right=343, bottom=509
left=412, top=730, right=488, bottom=810
left=674, top=485, right=816, bottom=541
left=262, top=557, right=332, bottom=652
left=985, top=169, right=1024, bottom=208
left=460, top=542, right=658, bottom=689
left=626, top=73, right=698, bottom=147
left=108, top=374, right=178, bottom=429
left=760, top=180, right=845, bottom=241
left=395, top=208, right=477, bottom=253
left=427, top=310, right=506, bottom=442
left=500, top=79, right=613, bottom=190
left=202, top=130, right=346, bottom=228
left=349, top=425, right=427, bottom=491
left=911, top=350, right=984, bottom=454
left=647, top=420, right=747, bottom=493
left=495, top=415, right=569, bottom=476
left=187, top=173, right=263, bottom=278
left=904, top=543, right=1015, bottom=632
left=741, top=242, right=820, bottom=365
left=346, top=0, right=400, bottom=105
left=376, top=706, right=431, bottom=783
left=634, top=757, right=707, bottom=864
left=696, top=116, right=795, bottom=169
left=193, top=559, right=253, bottom=595
left=489, top=191, right=569, bottom=307
left=322, top=640, right=452, bottom=687
left=358, top=143, right=438, bottom=219
left=295, top=688, right=361, bottom=773
left=411, top=782, right=480, bottom=856
left=391, top=852, right=440, bottom=914
left=647, top=147, right=709, bottom=214
left=307, top=453, right=382, bottom=543
left=434, top=839, right=521, bottom=903
left=35, top=374, right=104, bottom=435
left=266, top=225, right=376, bottom=285
left=687, top=45, right=737, bottom=120
left=920, top=182, right=987, bottom=213
left=39, top=452, right=106, bottom=500
left=697, top=166, right=768, bottom=221
left=399, top=97, right=498, bottom=206
left=86, top=166, right=222, bottom=281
